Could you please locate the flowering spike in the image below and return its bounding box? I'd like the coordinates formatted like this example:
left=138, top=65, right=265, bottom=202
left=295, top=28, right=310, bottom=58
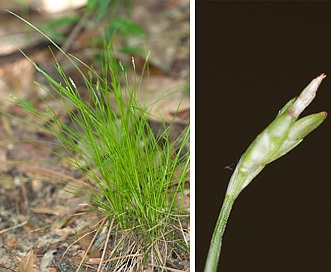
left=226, top=74, right=327, bottom=199
left=206, top=74, right=328, bottom=272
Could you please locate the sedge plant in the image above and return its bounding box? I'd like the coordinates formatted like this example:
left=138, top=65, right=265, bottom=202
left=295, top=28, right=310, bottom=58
left=6, top=11, right=190, bottom=270
left=205, top=74, right=327, bottom=272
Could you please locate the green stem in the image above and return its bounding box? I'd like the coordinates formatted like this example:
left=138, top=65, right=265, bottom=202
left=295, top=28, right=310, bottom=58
left=204, top=194, right=235, bottom=272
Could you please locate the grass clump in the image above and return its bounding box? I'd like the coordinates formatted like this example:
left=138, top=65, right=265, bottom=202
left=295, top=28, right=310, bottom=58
left=7, top=13, right=190, bottom=271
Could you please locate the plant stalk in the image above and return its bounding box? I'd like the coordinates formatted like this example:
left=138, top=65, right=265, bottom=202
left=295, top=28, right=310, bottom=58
left=204, top=74, right=327, bottom=271
left=204, top=194, right=235, bottom=272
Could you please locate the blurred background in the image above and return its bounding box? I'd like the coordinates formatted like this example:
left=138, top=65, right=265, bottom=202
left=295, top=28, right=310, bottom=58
left=197, top=2, right=331, bottom=271
left=0, top=0, right=189, bottom=120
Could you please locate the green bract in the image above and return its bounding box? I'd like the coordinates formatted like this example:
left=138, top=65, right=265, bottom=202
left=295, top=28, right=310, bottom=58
left=269, top=111, right=327, bottom=163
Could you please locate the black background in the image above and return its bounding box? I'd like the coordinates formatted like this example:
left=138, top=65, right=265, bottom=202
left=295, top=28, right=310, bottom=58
left=196, top=2, right=331, bottom=271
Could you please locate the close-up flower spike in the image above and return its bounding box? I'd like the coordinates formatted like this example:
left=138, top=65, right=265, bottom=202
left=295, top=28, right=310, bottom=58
left=205, top=74, right=327, bottom=272
left=227, top=74, right=327, bottom=199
